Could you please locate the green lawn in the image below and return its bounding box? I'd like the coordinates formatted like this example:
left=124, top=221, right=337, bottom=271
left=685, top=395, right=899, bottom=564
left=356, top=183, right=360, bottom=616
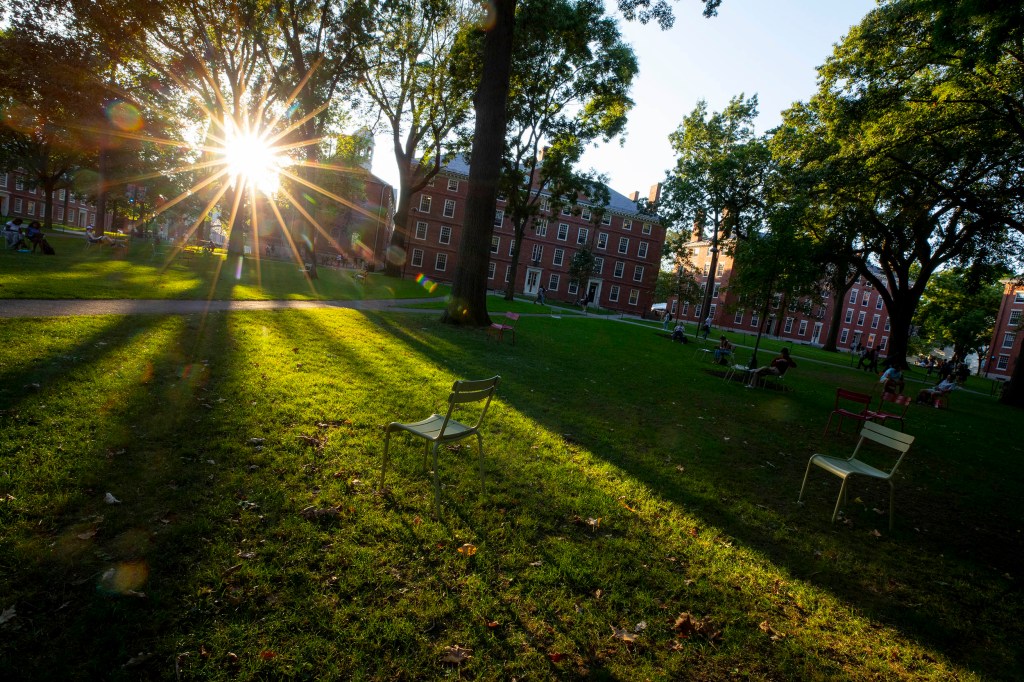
left=1, top=307, right=1020, bottom=680
left=0, top=232, right=443, bottom=301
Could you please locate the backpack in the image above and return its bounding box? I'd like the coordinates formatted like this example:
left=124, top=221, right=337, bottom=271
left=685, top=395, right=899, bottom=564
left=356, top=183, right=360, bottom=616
left=41, top=239, right=55, bottom=255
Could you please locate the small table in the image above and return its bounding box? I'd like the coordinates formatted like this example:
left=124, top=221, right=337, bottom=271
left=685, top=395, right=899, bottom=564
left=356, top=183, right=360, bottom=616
left=723, top=363, right=752, bottom=384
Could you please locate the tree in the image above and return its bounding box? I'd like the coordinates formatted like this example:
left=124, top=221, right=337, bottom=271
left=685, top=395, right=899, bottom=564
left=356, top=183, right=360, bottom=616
left=357, top=0, right=479, bottom=278
left=443, top=0, right=723, bottom=325
left=567, top=240, right=597, bottom=304
left=660, top=95, right=771, bottom=327
left=913, top=266, right=1004, bottom=365
left=497, top=0, right=637, bottom=301
left=653, top=259, right=702, bottom=316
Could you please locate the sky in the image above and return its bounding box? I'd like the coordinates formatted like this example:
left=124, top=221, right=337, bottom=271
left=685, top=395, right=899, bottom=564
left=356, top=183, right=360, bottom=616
left=370, top=0, right=877, bottom=199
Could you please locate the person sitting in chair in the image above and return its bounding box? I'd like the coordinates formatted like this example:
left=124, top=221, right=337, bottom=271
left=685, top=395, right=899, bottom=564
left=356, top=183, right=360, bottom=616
left=916, top=377, right=956, bottom=405
left=714, top=336, right=733, bottom=365
left=746, top=348, right=797, bottom=387
left=5, top=218, right=28, bottom=250
left=85, top=226, right=117, bottom=246
left=879, top=362, right=906, bottom=395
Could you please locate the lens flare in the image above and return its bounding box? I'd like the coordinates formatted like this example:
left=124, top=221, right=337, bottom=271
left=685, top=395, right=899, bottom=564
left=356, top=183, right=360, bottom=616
left=107, top=101, right=143, bottom=131
left=415, top=273, right=439, bottom=293
left=222, top=121, right=291, bottom=194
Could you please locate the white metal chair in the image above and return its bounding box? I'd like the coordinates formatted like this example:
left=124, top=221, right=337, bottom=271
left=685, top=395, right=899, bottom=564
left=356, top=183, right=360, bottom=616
left=380, top=376, right=501, bottom=516
left=798, top=420, right=915, bottom=530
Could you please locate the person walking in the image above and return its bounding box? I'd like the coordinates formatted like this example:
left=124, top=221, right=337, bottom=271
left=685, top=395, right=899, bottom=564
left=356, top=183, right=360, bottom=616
left=701, top=315, right=712, bottom=340
left=535, top=286, right=546, bottom=305
left=662, top=310, right=673, bottom=330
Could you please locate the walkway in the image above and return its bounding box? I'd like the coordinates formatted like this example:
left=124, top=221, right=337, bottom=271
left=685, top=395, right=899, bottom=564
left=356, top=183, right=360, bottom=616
left=0, top=297, right=449, bottom=318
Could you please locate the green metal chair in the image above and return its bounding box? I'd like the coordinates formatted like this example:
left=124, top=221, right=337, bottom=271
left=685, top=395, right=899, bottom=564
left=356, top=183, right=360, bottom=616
left=798, top=420, right=915, bottom=530
left=380, top=376, right=501, bottom=516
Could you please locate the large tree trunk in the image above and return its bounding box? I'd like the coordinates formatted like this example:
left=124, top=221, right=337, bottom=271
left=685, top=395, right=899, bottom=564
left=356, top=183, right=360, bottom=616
left=386, top=177, right=413, bottom=278
left=822, top=289, right=846, bottom=352
left=94, top=147, right=110, bottom=234
left=504, top=218, right=527, bottom=300
left=1000, top=344, right=1024, bottom=407
left=42, top=179, right=56, bottom=231
left=441, top=0, right=517, bottom=325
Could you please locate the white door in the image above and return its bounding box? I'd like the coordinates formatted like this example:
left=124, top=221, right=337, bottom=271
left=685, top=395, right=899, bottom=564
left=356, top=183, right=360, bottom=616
left=524, top=268, right=541, bottom=295
left=811, top=322, right=822, bottom=344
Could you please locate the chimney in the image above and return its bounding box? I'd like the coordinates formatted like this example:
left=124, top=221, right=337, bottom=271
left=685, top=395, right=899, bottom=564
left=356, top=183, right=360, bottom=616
left=628, top=191, right=640, bottom=202
left=648, top=182, right=662, bottom=204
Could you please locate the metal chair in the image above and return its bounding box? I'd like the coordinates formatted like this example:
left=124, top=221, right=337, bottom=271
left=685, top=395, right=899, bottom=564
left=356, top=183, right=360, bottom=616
left=824, top=388, right=874, bottom=434
left=380, top=376, right=501, bottom=516
left=868, top=392, right=912, bottom=431
left=488, top=313, right=519, bottom=345
left=798, top=420, right=915, bottom=530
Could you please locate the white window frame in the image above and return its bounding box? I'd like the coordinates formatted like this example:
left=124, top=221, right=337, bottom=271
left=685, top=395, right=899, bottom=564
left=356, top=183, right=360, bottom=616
left=638, top=242, right=648, bottom=259
left=642, top=223, right=652, bottom=235
left=601, top=213, right=612, bottom=226
left=439, top=225, right=452, bottom=245
left=840, top=329, right=849, bottom=344
left=862, top=292, right=871, bottom=306
left=997, top=354, right=1009, bottom=370
left=629, top=289, right=640, bottom=305
left=844, top=309, right=854, bottom=323
left=593, top=256, right=603, bottom=275
left=849, top=289, right=858, bottom=304
left=418, top=195, right=431, bottom=213
left=597, top=232, right=608, bottom=250
left=577, top=227, right=589, bottom=245
left=798, top=320, right=808, bottom=336
left=1003, top=331, right=1017, bottom=348
left=633, top=265, right=644, bottom=282
left=494, top=209, right=504, bottom=227
left=784, top=317, right=794, bottom=334
left=553, top=248, right=565, bottom=266
left=617, top=237, right=629, bottom=254
left=548, top=274, right=560, bottom=290
left=557, top=223, right=569, bottom=241
left=857, top=311, right=866, bottom=326
left=434, top=252, right=447, bottom=271
left=622, top=219, right=632, bottom=231
left=568, top=281, right=579, bottom=295
left=414, top=221, right=428, bottom=240
left=531, top=244, right=543, bottom=262
left=411, top=248, right=424, bottom=267
left=508, top=240, right=516, bottom=257
left=1009, top=309, right=1022, bottom=326
left=871, top=314, right=880, bottom=329
left=734, top=309, right=744, bottom=324
left=613, top=261, right=624, bottom=278
left=609, top=285, right=620, bottom=302
left=447, top=178, right=459, bottom=192
left=488, top=262, right=496, bottom=279
left=535, top=219, right=548, bottom=237
left=443, top=199, right=455, bottom=218
left=490, top=236, right=500, bottom=254
left=581, top=207, right=592, bottom=221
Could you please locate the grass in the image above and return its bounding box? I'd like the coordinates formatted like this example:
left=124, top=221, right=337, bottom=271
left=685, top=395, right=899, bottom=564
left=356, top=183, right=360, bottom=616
left=0, top=232, right=444, bottom=301
left=1, top=307, right=1021, bottom=680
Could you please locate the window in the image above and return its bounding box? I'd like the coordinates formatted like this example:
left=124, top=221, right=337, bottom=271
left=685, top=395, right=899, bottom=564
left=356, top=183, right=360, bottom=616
left=548, top=274, right=560, bottom=290
left=447, top=178, right=459, bottom=192
left=849, top=289, right=859, bottom=304
left=867, top=333, right=876, bottom=347
left=771, top=294, right=782, bottom=309
left=642, top=223, right=652, bottom=235
left=884, top=318, right=890, bottom=331
left=840, top=329, right=849, bottom=344
left=857, top=311, right=866, bottom=326
left=418, top=195, right=432, bottom=213
left=427, top=177, right=435, bottom=187
left=491, top=236, right=500, bottom=254
left=557, top=223, right=569, bottom=241
left=784, top=317, right=794, bottom=334
left=505, top=266, right=512, bottom=282
left=633, top=265, right=644, bottom=282
left=1015, top=292, right=1024, bottom=303
left=876, top=297, right=883, bottom=310
left=67, top=209, right=75, bottom=225
left=0, top=172, right=6, bottom=187
left=681, top=302, right=689, bottom=316
left=997, top=354, right=1010, bottom=370
left=629, top=289, right=640, bottom=305
left=1003, top=331, right=1017, bottom=348
left=581, top=207, right=592, bottom=221
left=531, top=244, right=543, bottom=262
left=540, top=198, right=550, bottom=212
left=29, top=186, right=36, bottom=195
left=1008, top=310, right=1022, bottom=326
left=734, top=310, right=744, bottom=324
left=59, top=189, right=66, bottom=200
left=617, top=237, right=629, bottom=254
left=716, top=262, right=724, bottom=276
left=798, top=320, right=808, bottom=336
left=622, top=219, right=632, bottom=231
left=494, top=209, right=504, bottom=227
left=15, top=177, right=24, bottom=190
left=671, top=300, right=678, bottom=314
left=638, top=242, right=648, bottom=259
left=568, top=281, right=579, bottom=295
left=613, top=261, right=624, bottom=278
left=577, top=227, right=589, bottom=245
left=57, top=207, right=64, bottom=221
left=553, top=248, right=565, bottom=266
left=13, top=198, right=23, bottom=213
left=609, top=285, right=620, bottom=302
left=695, top=304, right=702, bottom=318
left=560, top=205, right=572, bottom=216
left=535, top=219, right=548, bottom=237
left=496, top=192, right=506, bottom=202
left=27, top=202, right=35, bottom=216
left=712, top=283, right=720, bottom=299
left=871, top=314, right=880, bottom=329
left=880, top=336, right=888, bottom=350
left=89, top=213, right=95, bottom=224
left=601, top=213, right=611, bottom=225
left=844, top=309, right=854, bottom=323
left=488, top=262, right=495, bottom=279
left=597, top=232, right=608, bottom=250
left=593, top=257, right=603, bottom=274
left=439, top=226, right=451, bottom=245
left=750, top=312, right=758, bottom=327
left=434, top=252, right=448, bottom=271
left=508, top=240, right=516, bottom=257
left=703, top=262, right=710, bottom=276
left=862, top=292, right=870, bottom=306
left=443, top=199, right=455, bottom=218
left=415, top=221, right=428, bottom=240
left=709, top=304, right=717, bottom=317
left=411, top=248, right=424, bottom=267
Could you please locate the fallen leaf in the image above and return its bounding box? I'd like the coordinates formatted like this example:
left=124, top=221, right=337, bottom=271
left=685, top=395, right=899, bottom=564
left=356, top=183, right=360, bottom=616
left=547, top=652, right=567, bottom=662
left=759, top=620, right=786, bottom=640
left=594, top=588, right=603, bottom=600
left=259, top=651, right=277, bottom=660
left=611, top=626, right=639, bottom=643
left=441, top=645, right=472, bottom=664
left=222, top=563, right=243, bottom=577
left=122, top=652, right=153, bottom=668
left=673, top=612, right=722, bottom=642
left=412, top=516, right=423, bottom=526
left=457, top=543, right=477, bottom=556
left=529, top=560, right=543, bottom=567
left=586, top=517, right=601, bottom=530
left=225, top=652, right=239, bottom=665
left=104, top=492, right=122, bottom=505
left=675, top=465, right=685, bottom=472
left=0, top=606, right=16, bottom=626
left=689, top=528, right=698, bottom=538
left=619, top=500, right=637, bottom=513
left=870, top=529, right=883, bottom=538
left=485, top=620, right=500, bottom=629
left=77, top=529, right=97, bottom=540
left=634, top=621, right=648, bottom=632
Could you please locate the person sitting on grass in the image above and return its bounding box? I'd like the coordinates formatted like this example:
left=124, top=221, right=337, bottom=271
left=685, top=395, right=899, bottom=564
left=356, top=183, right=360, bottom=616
left=671, top=322, right=689, bottom=344
left=746, top=348, right=797, bottom=388
left=714, top=335, right=733, bottom=365
left=916, top=377, right=956, bottom=405
left=85, top=226, right=117, bottom=246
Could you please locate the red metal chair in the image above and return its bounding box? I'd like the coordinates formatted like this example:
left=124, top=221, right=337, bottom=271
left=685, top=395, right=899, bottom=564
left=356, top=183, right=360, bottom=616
left=825, top=388, right=874, bottom=435
left=487, top=312, right=520, bottom=345
left=868, top=392, right=912, bottom=431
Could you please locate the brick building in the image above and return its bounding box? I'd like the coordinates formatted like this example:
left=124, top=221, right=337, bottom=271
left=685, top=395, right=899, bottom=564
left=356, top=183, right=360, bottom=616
left=0, top=170, right=110, bottom=229
left=405, top=156, right=665, bottom=315
left=667, top=228, right=896, bottom=351
left=986, top=279, right=1023, bottom=380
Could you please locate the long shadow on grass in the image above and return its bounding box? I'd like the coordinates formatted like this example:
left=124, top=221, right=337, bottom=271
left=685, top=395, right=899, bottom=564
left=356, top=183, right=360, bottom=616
left=351, top=312, right=1023, bottom=679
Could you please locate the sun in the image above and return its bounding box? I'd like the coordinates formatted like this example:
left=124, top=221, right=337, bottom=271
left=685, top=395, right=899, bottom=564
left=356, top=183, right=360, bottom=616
left=221, top=124, right=290, bottom=195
